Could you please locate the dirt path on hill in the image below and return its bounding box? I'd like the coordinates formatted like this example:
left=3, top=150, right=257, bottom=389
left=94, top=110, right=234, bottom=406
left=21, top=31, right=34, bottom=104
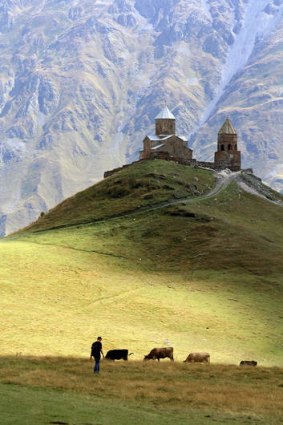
left=126, top=169, right=282, bottom=214
left=102, top=169, right=282, bottom=223
left=150, top=169, right=235, bottom=209
left=30, top=170, right=282, bottom=234
left=110, top=169, right=237, bottom=219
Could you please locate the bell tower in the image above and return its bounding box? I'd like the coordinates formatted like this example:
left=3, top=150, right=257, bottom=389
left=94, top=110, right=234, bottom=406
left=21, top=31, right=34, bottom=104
left=155, top=106, right=176, bottom=136
left=214, top=118, right=241, bottom=171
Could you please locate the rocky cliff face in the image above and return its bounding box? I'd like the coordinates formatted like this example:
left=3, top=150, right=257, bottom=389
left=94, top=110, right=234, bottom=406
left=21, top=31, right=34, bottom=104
left=0, top=0, right=282, bottom=235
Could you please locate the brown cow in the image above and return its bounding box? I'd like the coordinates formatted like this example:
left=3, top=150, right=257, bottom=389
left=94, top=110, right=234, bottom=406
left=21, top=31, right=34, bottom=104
left=183, top=352, right=210, bottom=363
left=144, top=347, right=174, bottom=361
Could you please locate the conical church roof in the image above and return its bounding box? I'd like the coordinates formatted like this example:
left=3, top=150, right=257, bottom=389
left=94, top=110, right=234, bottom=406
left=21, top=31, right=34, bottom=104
left=155, top=106, right=175, bottom=120
left=218, top=118, right=237, bottom=135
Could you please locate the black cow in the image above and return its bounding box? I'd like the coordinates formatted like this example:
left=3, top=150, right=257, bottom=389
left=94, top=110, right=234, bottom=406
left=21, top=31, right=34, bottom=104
left=105, top=349, right=133, bottom=361
left=240, top=360, right=257, bottom=366
left=144, top=347, right=174, bottom=361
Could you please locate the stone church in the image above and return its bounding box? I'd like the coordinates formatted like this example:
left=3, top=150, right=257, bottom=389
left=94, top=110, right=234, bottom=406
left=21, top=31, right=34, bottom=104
left=139, top=106, right=241, bottom=171
left=139, top=106, right=193, bottom=162
left=105, top=106, right=242, bottom=178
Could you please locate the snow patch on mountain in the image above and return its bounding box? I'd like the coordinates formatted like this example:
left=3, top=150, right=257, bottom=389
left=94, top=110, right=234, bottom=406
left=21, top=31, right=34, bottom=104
left=198, top=0, right=283, bottom=127
left=201, top=0, right=211, bottom=18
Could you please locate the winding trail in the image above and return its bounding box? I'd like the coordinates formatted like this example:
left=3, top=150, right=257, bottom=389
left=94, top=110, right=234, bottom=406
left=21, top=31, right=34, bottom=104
left=28, top=169, right=282, bottom=234
left=95, top=169, right=282, bottom=227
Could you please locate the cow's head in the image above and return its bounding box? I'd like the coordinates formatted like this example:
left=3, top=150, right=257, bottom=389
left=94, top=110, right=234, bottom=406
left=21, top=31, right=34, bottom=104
left=144, top=355, right=150, bottom=361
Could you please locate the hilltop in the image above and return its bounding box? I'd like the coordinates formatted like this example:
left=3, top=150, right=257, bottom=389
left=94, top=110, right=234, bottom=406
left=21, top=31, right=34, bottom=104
left=1, top=0, right=283, bottom=236
left=2, top=160, right=282, bottom=367
left=20, top=160, right=216, bottom=232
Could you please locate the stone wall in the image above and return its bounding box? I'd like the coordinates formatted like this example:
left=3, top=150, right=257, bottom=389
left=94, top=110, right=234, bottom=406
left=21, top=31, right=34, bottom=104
left=140, top=138, right=152, bottom=160
left=194, top=161, right=219, bottom=170
left=104, top=157, right=246, bottom=179
left=155, top=119, right=175, bottom=136
left=214, top=150, right=241, bottom=171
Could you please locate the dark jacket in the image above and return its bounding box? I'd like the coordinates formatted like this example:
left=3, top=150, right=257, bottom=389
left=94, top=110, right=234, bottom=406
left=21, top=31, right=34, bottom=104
left=91, top=341, right=102, bottom=359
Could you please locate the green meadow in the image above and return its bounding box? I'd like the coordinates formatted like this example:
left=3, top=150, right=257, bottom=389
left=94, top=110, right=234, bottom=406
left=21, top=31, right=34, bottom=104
left=1, top=160, right=283, bottom=423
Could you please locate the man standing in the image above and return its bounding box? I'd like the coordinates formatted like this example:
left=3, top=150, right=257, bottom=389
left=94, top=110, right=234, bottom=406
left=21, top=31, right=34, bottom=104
left=90, top=336, right=104, bottom=374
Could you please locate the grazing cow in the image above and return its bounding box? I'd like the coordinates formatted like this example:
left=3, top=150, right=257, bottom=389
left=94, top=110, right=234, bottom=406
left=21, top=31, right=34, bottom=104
left=240, top=360, right=257, bottom=367
left=105, top=349, right=133, bottom=361
left=183, top=352, right=210, bottom=363
left=144, top=347, right=174, bottom=361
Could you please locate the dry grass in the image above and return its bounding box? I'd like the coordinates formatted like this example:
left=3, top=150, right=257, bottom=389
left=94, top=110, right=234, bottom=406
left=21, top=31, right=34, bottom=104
left=0, top=356, right=282, bottom=420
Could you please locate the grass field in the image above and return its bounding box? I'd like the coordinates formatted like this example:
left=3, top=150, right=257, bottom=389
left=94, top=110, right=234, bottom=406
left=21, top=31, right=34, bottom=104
left=1, top=160, right=282, bottom=423
left=0, top=356, right=282, bottom=425
left=2, top=162, right=281, bottom=363
left=1, top=230, right=282, bottom=364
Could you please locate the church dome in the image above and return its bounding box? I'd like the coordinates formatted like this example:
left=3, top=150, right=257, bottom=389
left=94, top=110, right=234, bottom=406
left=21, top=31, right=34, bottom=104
left=155, top=106, right=175, bottom=120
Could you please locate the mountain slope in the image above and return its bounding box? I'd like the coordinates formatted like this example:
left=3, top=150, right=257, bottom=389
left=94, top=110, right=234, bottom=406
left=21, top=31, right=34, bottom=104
left=3, top=160, right=283, bottom=365
left=0, top=0, right=283, bottom=236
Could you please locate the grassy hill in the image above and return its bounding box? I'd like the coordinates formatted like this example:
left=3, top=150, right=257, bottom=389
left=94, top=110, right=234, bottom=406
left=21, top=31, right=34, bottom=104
left=21, top=160, right=216, bottom=231
left=2, top=159, right=282, bottom=366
